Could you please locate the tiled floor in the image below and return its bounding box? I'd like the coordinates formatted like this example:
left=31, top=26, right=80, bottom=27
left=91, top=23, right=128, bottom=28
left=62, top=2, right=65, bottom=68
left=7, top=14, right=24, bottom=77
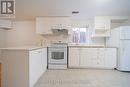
left=34, top=69, right=130, bottom=87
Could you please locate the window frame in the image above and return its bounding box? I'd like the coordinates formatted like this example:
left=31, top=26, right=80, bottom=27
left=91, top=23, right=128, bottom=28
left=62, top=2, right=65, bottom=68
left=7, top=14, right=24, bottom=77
left=70, top=27, right=90, bottom=45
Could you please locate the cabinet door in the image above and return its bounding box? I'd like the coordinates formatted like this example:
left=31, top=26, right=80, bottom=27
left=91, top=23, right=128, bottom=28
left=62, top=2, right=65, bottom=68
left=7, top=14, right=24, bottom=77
left=80, top=48, right=90, bottom=67
left=29, top=49, right=46, bottom=87
left=97, top=48, right=105, bottom=67
left=41, top=48, right=47, bottom=73
left=36, top=17, right=70, bottom=34
left=88, top=48, right=98, bottom=67
left=105, top=48, right=117, bottom=68
left=120, top=27, right=130, bottom=39
left=69, top=47, right=80, bottom=67
left=36, top=18, right=52, bottom=34
left=80, top=48, right=98, bottom=67
left=95, top=17, right=110, bottom=30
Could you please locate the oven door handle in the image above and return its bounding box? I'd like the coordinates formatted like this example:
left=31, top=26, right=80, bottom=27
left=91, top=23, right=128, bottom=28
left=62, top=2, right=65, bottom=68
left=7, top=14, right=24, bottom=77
left=53, top=58, right=64, bottom=60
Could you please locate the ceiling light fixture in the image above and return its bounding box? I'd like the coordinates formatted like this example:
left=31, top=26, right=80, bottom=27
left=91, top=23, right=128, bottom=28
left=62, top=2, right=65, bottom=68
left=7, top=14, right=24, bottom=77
left=72, top=11, right=79, bottom=14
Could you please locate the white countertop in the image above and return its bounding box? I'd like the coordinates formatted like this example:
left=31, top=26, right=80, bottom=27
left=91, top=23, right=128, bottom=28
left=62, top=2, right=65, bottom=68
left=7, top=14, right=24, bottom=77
left=69, top=44, right=104, bottom=47
left=0, top=45, right=117, bottom=51
left=68, top=45, right=117, bottom=48
left=0, top=46, right=47, bottom=51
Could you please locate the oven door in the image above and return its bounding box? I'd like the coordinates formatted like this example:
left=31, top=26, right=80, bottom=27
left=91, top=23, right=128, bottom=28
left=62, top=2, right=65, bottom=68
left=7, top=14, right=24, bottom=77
left=48, top=47, right=67, bottom=64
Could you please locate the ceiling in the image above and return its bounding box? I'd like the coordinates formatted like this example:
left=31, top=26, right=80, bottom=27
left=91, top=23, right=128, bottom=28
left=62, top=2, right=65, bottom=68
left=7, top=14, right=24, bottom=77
left=15, top=0, right=130, bottom=20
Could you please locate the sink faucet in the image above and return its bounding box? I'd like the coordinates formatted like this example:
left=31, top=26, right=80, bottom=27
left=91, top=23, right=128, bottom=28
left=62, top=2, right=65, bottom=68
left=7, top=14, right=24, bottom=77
left=40, top=39, right=43, bottom=46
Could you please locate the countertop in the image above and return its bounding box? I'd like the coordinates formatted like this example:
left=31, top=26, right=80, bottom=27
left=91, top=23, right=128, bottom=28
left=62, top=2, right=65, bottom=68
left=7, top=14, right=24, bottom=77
left=0, top=46, right=47, bottom=51
left=0, top=45, right=117, bottom=51
left=68, top=45, right=117, bottom=48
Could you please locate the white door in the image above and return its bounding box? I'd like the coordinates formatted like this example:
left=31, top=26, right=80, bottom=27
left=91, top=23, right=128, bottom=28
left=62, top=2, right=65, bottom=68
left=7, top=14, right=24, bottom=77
left=120, top=27, right=130, bottom=39
left=118, top=40, right=130, bottom=71
left=69, top=47, right=80, bottom=67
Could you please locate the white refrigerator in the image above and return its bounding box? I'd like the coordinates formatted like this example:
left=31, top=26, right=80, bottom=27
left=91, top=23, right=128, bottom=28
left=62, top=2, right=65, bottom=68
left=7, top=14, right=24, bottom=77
left=106, top=26, right=130, bottom=71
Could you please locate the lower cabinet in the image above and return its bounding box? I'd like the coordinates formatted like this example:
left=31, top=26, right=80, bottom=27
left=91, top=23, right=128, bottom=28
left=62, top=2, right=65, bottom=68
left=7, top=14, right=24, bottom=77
left=69, top=47, right=117, bottom=69
left=104, top=48, right=117, bottom=68
left=29, top=48, right=47, bottom=87
left=1, top=48, right=47, bottom=87
left=80, top=48, right=98, bottom=67
left=69, top=48, right=80, bottom=67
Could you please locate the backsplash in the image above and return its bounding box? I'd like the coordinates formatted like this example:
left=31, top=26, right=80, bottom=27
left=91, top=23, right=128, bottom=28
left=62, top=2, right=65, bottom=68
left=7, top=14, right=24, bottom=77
left=41, top=34, right=69, bottom=46
left=41, top=32, right=105, bottom=46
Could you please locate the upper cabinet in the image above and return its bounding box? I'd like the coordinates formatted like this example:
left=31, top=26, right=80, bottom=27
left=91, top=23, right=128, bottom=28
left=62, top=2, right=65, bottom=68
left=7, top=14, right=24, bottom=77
left=92, top=16, right=111, bottom=38
left=36, top=17, right=71, bottom=35
left=95, top=16, right=111, bottom=30
left=0, top=19, right=14, bottom=29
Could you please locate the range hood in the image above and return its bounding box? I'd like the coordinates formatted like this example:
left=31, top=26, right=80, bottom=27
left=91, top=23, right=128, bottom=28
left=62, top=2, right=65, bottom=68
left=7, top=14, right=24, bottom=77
left=51, top=28, right=68, bottom=34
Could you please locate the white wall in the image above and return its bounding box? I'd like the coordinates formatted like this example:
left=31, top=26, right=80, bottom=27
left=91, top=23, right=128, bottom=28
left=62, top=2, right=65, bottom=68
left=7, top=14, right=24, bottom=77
left=5, top=21, right=41, bottom=47
left=0, top=29, right=6, bottom=61
left=0, top=29, right=6, bottom=47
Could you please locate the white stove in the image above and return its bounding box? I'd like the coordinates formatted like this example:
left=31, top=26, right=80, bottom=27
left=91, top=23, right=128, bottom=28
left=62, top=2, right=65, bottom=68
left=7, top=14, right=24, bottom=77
left=48, top=43, right=68, bottom=69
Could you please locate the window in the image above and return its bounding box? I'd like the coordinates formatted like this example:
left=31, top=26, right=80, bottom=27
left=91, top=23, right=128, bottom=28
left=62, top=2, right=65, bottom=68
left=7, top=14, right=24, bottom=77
left=72, top=28, right=89, bottom=44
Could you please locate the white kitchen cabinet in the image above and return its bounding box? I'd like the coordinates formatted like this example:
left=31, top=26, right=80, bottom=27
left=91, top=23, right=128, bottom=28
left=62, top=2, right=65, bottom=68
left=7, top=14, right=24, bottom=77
left=36, top=17, right=70, bottom=34
left=92, top=16, right=111, bottom=38
left=96, top=48, right=105, bottom=67
left=95, top=16, right=111, bottom=30
left=80, top=48, right=98, bottom=67
left=80, top=48, right=106, bottom=68
left=42, top=48, right=47, bottom=72
left=69, top=47, right=117, bottom=69
left=69, top=48, right=80, bottom=67
left=36, top=17, right=52, bottom=34
left=0, top=19, right=13, bottom=29
left=104, top=48, right=117, bottom=68
left=91, top=31, right=111, bottom=38
left=1, top=48, right=47, bottom=87
left=29, top=48, right=47, bottom=87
